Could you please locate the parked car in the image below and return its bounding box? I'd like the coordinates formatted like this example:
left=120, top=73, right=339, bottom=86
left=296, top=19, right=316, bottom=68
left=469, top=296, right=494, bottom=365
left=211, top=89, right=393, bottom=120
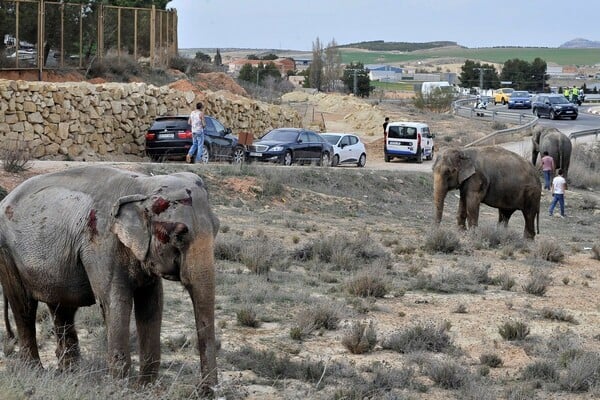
left=144, top=115, right=245, bottom=163
left=531, top=94, right=578, bottom=120
left=246, top=128, right=333, bottom=166
left=384, top=122, right=434, bottom=163
left=507, top=91, right=532, bottom=109
left=493, top=88, right=514, bottom=105
left=321, top=133, right=367, bottom=167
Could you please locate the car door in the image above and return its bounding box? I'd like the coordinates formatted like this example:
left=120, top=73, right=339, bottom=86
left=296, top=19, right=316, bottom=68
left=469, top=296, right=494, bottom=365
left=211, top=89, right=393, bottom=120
left=305, top=131, right=322, bottom=161
left=295, top=131, right=310, bottom=161
left=538, top=96, right=550, bottom=117
left=421, top=127, right=433, bottom=156
left=204, top=117, right=228, bottom=160
left=338, top=135, right=353, bottom=163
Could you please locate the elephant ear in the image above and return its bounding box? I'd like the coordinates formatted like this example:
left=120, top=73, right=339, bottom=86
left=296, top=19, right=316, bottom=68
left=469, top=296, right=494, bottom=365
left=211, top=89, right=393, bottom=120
left=458, top=154, right=476, bottom=184
left=111, top=194, right=150, bottom=262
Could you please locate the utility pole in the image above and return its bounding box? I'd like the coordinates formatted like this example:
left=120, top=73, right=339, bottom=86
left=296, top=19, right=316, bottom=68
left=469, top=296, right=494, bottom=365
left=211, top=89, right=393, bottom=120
left=346, top=68, right=360, bottom=96
left=473, top=67, right=492, bottom=93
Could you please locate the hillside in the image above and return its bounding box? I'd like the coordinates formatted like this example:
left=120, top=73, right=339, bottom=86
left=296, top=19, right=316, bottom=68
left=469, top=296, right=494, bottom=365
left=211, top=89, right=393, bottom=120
left=560, top=38, right=600, bottom=48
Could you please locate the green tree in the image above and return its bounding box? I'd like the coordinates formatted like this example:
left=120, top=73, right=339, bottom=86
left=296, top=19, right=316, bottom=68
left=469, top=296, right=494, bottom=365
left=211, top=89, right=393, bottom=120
left=342, top=62, right=373, bottom=97
left=238, top=63, right=255, bottom=82
left=309, top=37, right=324, bottom=90
left=261, top=53, right=278, bottom=60
left=459, top=60, right=500, bottom=90
left=214, top=48, right=222, bottom=67
left=500, top=58, right=547, bottom=92
left=195, top=51, right=211, bottom=62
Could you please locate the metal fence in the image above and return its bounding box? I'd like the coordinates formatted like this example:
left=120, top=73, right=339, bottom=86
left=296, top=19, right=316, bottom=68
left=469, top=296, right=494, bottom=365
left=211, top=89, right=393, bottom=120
left=0, top=0, right=177, bottom=72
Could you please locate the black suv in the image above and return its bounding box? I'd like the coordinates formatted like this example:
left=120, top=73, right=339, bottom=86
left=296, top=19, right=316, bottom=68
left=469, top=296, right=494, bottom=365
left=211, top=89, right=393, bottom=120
left=531, top=94, right=578, bottom=120
left=145, top=115, right=245, bottom=163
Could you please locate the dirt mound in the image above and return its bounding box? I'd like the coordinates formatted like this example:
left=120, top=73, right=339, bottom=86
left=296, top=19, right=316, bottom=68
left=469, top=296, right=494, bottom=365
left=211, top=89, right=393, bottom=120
left=193, top=72, right=247, bottom=96
left=0, top=70, right=86, bottom=82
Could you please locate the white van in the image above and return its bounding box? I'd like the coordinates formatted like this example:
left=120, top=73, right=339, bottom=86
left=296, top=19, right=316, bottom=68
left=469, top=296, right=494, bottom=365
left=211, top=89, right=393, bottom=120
left=421, top=81, right=452, bottom=96
left=384, top=122, right=435, bottom=163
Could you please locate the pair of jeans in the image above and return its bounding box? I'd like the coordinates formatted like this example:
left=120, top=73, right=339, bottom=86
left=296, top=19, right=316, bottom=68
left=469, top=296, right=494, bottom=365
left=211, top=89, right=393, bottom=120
left=549, top=193, right=565, bottom=216
left=188, top=131, right=205, bottom=162
left=543, top=170, right=552, bottom=190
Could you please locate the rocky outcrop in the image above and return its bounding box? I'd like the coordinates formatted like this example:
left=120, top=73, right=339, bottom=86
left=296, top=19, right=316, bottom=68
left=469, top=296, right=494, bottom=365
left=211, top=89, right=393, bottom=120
left=0, top=80, right=300, bottom=160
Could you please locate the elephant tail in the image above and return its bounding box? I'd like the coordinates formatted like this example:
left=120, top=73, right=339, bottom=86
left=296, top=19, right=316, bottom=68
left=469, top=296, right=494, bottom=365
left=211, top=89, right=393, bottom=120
left=3, top=294, right=15, bottom=356
left=536, top=208, right=540, bottom=235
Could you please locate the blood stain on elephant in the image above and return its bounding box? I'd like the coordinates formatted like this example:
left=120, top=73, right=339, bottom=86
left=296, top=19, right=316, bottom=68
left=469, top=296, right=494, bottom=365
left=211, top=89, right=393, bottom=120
left=4, top=205, right=13, bottom=220
left=88, top=209, right=98, bottom=237
left=151, top=197, right=170, bottom=215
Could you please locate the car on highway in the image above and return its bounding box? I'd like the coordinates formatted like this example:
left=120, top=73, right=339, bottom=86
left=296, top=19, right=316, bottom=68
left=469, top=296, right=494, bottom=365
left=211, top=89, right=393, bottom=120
left=507, top=91, right=532, bottom=109
left=144, top=115, right=245, bottom=163
left=493, top=88, right=514, bottom=105
left=246, top=128, right=333, bottom=166
left=321, top=133, right=367, bottom=167
left=531, top=94, right=578, bottom=120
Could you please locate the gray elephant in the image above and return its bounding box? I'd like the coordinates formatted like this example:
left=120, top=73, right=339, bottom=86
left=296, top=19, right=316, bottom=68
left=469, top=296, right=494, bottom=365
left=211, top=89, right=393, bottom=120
left=0, top=166, right=219, bottom=389
left=531, top=127, right=572, bottom=178
left=433, top=146, right=541, bottom=239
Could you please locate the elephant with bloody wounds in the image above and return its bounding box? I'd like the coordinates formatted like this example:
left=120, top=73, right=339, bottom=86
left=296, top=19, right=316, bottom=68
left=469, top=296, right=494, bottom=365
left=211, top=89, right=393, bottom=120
left=433, top=146, right=541, bottom=239
left=0, top=166, right=219, bottom=390
left=531, top=127, right=572, bottom=178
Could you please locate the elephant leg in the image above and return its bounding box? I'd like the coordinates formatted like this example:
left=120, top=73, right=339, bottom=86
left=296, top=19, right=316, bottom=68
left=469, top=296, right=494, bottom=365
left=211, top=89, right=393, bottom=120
left=523, top=211, right=536, bottom=240
left=456, top=194, right=468, bottom=230
left=48, top=304, right=80, bottom=370
left=104, top=292, right=133, bottom=379
left=6, top=292, right=41, bottom=365
left=134, top=281, right=163, bottom=384
left=465, top=193, right=484, bottom=229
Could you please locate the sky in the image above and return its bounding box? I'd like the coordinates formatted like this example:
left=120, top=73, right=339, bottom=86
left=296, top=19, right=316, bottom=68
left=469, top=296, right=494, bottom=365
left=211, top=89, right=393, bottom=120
left=166, top=0, right=600, bottom=51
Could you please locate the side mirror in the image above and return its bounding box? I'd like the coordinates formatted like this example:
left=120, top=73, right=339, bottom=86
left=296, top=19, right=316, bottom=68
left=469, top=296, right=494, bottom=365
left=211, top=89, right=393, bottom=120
left=340, top=143, right=346, bottom=148
left=224, top=128, right=232, bottom=135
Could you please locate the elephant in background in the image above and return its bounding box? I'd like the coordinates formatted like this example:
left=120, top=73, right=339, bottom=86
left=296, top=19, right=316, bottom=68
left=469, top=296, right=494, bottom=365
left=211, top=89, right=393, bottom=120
left=531, top=127, right=572, bottom=178
left=0, top=166, right=219, bottom=390
left=433, top=146, right=541, bottom=239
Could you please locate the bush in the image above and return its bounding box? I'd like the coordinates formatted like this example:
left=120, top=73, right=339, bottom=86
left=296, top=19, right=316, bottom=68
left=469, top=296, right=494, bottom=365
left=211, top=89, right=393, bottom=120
left=534, top=239, right=565, bottom=262
left=425, top=358, right=468, bottom=389
left=560, top=352, right=600, bottom=392
left=541, top=308, right=577, bottom=324
left=568, top=143, right=600, bottom=189
left=409, top=266, right=485, bottom=294
left=521, top=360, right=559, bottom=381
left=236, top=306, right=260, bottom=328
left=345, top=270, right=388, bottom=298
left=424, top=229, right=460, bottom=253
left=470, top=225, right=524, bottom=250
left=523, top=269, right=552, bottom=296
left=1, top=140, right=31, bottom=173
left=382, top=321, right=452, bottom=353
left=480, top=353, right=503, bottom=368
left=290, top=302, right=342, bottom=339
left=498, top=320, right=530, bottom=341
left=493, top=272, right=516, bottom=291
left=341, top=321, right=377, bottom=354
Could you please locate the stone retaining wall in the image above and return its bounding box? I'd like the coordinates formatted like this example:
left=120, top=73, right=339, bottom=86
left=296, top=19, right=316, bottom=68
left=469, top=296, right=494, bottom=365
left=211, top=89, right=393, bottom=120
left=0, top=80, right=301, bottom=160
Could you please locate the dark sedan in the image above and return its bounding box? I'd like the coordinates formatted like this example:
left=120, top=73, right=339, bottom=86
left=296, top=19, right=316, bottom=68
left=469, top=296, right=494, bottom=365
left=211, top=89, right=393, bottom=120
left=246, top=128, right=333, bottom=166
left=532, top=94, right=578, bottom=120
left=144, top=115, right=245, bottom=163
left=507, top=91, right=532, bottom=109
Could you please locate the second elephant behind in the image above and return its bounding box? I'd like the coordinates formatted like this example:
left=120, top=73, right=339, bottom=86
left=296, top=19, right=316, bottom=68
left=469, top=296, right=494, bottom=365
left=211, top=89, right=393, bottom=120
left=531, top=127, right=572, bottom=178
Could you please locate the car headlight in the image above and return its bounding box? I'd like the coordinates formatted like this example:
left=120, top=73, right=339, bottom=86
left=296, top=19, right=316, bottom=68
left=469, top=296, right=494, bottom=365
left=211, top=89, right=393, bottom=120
left=270, top=145, right=284, bottom=152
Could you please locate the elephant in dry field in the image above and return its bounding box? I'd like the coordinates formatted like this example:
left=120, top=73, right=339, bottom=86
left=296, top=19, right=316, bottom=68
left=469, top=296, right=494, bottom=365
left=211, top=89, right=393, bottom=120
left=0, top=166, right=219, bottom=390
left=531, top=127, right=572, bottom=178
left=433, top=146, right=541, bottom=239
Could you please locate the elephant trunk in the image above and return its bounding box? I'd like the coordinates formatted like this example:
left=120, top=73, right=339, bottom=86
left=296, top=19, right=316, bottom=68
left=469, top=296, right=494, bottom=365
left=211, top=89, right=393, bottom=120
left=181, top=235, right=218, bottom=391
left=433, top=173, right=447, bottom=224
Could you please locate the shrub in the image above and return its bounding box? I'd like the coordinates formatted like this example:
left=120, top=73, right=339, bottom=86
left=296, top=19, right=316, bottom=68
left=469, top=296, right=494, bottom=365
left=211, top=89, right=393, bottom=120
left=424, top=229, right=460, bottom=253
left=345, top=270, right=388, bottom=298
left=410, top=266, right=485, bottom=294
left=341, top=321, right=377, bottom=354
left=534, top=238, right=565, bottom=262
left=498, top=320, right=530, bottom=341
left=470, top=225, right=523, bottom=250
left=1, top=140, right=31, bottom=173
left=236, top=306, right=260, bottom=328
left=239, top=234, right=281, bottom=274
left=382, top=321, right=452, bottom=353
left=560, top=352, right=600, bottom=392
left=521, top=360, right=559, bottom=381
left=541, top=308, right=577, bottom=324
left=290, top=302, right=342, bottom=339
left=591, top=243, right=600, bottom=260
left=523, top=269, right=552, bottom=296
left=480, top=353, right=503, bottom=368
left=492, top=121, right=508, bottom=130
left=425, top=358, right=467, bottom=389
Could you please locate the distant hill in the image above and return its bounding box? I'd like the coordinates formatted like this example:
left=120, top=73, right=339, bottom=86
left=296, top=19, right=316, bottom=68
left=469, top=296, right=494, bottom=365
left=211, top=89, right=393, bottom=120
left=559, top=38, right=600, bottom=48
left=338, top=40, right=459, bottom=52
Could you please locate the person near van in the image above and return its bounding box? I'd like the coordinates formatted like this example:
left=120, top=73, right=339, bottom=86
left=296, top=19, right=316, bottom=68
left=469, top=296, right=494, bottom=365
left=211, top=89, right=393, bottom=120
left=563, top=87, right=570, bottom=100
left=549, top=168, right=567, bottom=218
left=540, top=151, right=555, bottom=191
left=383, top=117, right=389, bottom=154
left=186, top=102, right=206, bottom=164
left=571, top=85, right=579, bottom=102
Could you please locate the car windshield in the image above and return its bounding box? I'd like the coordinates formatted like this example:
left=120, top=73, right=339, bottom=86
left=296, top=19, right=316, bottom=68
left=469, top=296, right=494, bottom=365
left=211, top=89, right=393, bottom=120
left=260, top=129, right=299, bottom=142
left=322, top=134, right=341, bottom=145
left=549, top=96, right=569, bottom=105
left=503, top=88, right=514, bottom=93
left=512, top=91, right=529, bottom=97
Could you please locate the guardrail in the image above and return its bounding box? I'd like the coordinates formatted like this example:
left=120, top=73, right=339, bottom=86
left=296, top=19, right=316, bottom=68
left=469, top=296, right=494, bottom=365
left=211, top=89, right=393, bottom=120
left=569, top=128, right=600, bottom=141
left=454, top=98, right=539, bottom=147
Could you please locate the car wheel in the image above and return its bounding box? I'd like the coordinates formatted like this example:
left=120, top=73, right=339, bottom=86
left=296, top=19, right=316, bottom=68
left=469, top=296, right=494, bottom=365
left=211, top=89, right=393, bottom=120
left=384, top=153, right=391, bottom=162
left=570, top=115, right=577, bottom=120
left=320, top=152, right=331, bottom=167
left=230, top=146, right=245, bottom=164
left=549, top=110, right=556, bottom=120
left=427, top=147, right=434, bottom=161
left=281, top=151, right=293, bottom=166
left=332, top=154, right=340, bottom=167
left=357, top=153, right=366, bottom=167
left=200, top=145, right=210, bottom=163
left=416, top=147, right=423, bottom=164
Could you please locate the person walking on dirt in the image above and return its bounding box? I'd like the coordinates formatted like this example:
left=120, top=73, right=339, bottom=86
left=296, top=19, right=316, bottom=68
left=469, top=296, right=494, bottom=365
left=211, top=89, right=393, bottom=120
left=541, top=151, right=555, bottom=191
left=549, top=168, right=567, bottom=218
left=186, top=102, right=206, bottom=163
